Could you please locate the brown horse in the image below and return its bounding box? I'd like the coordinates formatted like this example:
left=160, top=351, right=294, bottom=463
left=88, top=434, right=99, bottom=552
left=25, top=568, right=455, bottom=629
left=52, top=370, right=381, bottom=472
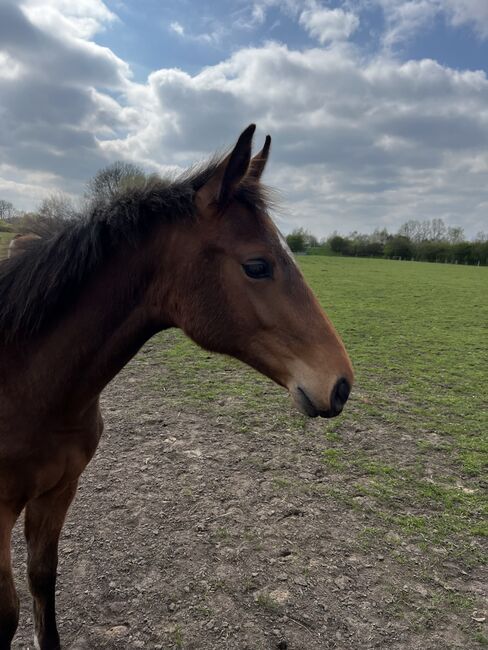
left=7, top=233, right=41, bottom=259
left=0, top=125, right=353, bottom=649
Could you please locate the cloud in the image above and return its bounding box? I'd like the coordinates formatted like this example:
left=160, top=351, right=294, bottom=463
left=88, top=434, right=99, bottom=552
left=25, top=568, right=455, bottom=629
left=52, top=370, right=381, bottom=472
left=1, top=0, right=487, bottom=238
left=234, top=0, right=304, bottom=29
left=373, top=0, right=488, bottom=49
left=0, top=0, right=130, bottom=207
left=22, top=0, right=117, bottom=39
left=103, top=44, right=488, bottom=237
left=0, top=2, right=129, bottom=87
left=374, top=0, right=438, bottom=49
left=299, top=6, right=360, bottom=43
left=167, top=18, right=224, bottom=46
left=170, top=21, right=185, bottom=36
left=442, top=0, right=488, bottom=38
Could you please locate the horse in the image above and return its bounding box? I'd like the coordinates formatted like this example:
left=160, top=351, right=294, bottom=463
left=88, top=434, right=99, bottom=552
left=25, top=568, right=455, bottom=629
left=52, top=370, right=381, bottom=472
left=7, top=233, right=41, bottom=259
left=0, top=125, right=354, bottom=649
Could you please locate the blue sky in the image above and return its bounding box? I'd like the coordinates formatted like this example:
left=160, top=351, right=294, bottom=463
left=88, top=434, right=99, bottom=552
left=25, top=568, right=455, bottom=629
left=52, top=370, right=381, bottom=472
left=1, top=0, right=488, bottom=238
left=97, top=1, right=333, bottom=77
left=98, top=0, right=488, bottom=79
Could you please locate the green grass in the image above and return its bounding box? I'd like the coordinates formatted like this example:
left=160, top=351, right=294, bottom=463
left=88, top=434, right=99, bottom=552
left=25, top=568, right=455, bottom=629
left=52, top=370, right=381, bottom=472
left=140, top=257, right=487, bottom=625
left=145, top=257, right=487, bottom=467
left=171, top=624, right=184, bottom=649
left=254, top=592, right=282, bottom=612
left=0, top=231, right=13, bottom=258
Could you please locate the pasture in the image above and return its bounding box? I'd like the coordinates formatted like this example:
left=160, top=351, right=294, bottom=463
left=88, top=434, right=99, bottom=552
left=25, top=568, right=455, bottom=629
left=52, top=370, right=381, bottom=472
left=0, top=232, right=13, bottom=258
left=12, top=256, right=487, bottom=649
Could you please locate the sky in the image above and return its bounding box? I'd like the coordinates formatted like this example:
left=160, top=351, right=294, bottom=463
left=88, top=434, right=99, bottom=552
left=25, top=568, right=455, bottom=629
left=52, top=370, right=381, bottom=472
left=1, top=0, right=488, bottom=238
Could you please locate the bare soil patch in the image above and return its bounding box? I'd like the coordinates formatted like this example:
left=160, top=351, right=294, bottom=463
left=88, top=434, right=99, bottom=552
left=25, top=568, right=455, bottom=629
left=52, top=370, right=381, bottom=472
left=11, top=342, right=487, bottom=649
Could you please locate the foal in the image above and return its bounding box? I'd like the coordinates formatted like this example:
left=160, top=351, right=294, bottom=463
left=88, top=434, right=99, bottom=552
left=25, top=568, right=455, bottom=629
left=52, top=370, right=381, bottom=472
left=0, top=125, right=353, bottom=649
left=7, top=234, right=41, bottom=259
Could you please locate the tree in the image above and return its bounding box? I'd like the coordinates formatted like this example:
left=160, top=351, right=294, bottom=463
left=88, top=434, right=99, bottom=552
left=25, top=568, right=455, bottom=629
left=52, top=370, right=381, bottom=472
left=0, top=220, right=12, bottom=232
left=306, top=233, right=319, bottom=248
left=472, top=238, right=488, bottom=265
left=416, top=240, right=449, bottom=262
left=398, top=220, right=420, bottom=241
left=364, top=241, right=384, bottom=257
left=349, top=233, right=370, bottom=257
left=328, top=235, right=348, bottom=253
left=446, top=226, right=464, bottom=244
left=418, top=220, right=432, bottom=242
left=86, top=161, right=146, bottom=204
left=431, top=218, right=447, bottom=241
left=285, top=228, right=318, bottom=253
left=384, top=235, right=413, bottom=259
left=451, top=242, right=473, bottom=264
left=371, top=228, right=390, bottom=245
left=0, top=199, right=15, bottom=221
left=38, top=193, right=77, bottom=221
left=286, top=229, right=306, bottom=253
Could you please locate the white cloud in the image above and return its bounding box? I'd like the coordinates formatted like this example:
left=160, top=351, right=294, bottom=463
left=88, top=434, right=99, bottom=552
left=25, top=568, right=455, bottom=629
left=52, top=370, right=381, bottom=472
left=234, top=4, right=267, bottom=29
left=0, top=0, right=130, bottom=205
left=299, top=6, right=360, bottom=43
left=1, top=0, right=487, bottom=238
left=442, top=0, right=488, bottom=38
left=99, top=44, right=488, bottom=237
left=23, top=0, right=117, bottom=39
left=373, top=0, right=437, bottom=49
left=234, top=0, right=304, bottom=30
left=0, top=52, right=25, bottom=80
left=168, top=18, right=224, bottom=45
left=169, top=21, right=185, bottom=36
left=373, top=0, right=488, bottom=49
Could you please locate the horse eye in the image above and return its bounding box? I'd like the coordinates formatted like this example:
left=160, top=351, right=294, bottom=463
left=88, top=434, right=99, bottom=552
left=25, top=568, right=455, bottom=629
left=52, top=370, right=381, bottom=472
left=242, top=259, right=272, bottom=279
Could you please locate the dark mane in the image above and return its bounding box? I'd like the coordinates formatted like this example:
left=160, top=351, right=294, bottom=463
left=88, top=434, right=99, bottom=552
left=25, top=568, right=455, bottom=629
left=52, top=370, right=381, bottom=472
left=0, top=156, right=270, bottom=343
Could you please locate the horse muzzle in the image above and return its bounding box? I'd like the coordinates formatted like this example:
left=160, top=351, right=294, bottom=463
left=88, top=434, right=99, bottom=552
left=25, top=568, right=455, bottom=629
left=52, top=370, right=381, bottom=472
left=293, top=377, right=351, bottom=418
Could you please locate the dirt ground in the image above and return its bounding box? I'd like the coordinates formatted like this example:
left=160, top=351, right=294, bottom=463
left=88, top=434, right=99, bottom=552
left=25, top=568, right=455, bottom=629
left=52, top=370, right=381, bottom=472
left=11, top=341, right=487, bottom=649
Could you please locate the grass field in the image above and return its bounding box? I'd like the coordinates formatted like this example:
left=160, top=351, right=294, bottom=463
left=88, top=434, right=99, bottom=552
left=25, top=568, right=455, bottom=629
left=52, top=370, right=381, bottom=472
left=0, top=231, right=13, bottom=258
left=143, top=256, right=487, bottom=645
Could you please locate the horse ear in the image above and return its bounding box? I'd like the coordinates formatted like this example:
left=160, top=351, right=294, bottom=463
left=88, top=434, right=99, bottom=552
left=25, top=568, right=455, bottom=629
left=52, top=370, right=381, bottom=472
left=248, top=135, right=271, bottom=180
left=196, top=124, right=256, bottom=209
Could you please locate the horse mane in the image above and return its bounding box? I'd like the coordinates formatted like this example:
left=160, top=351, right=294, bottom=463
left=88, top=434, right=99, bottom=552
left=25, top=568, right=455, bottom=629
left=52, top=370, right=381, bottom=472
left=0, top=156, right=270, bottom=343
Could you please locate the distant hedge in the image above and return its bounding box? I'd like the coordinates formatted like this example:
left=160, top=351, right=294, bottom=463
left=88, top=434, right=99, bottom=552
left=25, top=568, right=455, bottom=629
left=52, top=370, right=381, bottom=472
left=286, top=220, right=488, bottom=266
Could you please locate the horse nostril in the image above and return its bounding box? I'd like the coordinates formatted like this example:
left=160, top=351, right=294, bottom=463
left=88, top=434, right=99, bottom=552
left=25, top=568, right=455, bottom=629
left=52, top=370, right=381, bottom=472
left=331, top=378, right=351, bottom=414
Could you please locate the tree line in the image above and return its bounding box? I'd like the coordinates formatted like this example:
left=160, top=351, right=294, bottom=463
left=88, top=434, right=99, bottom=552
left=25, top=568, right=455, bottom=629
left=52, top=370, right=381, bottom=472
left=1, top=169, right=487, bottom=265
left=285, top=222, right=488, bottom=266
left=0, top=162, right=146, bottom=233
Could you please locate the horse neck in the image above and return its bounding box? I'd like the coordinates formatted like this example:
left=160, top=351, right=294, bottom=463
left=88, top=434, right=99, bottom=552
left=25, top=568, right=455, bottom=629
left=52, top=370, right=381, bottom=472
left=8, top=234, right=173, bottom=417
